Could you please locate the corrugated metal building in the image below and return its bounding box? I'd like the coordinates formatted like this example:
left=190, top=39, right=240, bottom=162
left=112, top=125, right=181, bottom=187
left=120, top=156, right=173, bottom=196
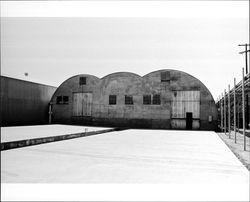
left=50, top=69, right=218, bottom=130
left=0, top=76, right=57, bottom=126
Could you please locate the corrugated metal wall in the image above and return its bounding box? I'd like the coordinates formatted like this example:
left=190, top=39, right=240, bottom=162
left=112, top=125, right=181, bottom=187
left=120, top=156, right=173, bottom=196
left=171, top=91, right=200, bottom=129
left=0, top=76, right=57, bottom=126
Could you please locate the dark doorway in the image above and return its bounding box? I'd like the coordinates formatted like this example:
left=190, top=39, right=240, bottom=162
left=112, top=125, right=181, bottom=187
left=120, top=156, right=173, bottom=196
left=186, top=112, right=193, bottom=130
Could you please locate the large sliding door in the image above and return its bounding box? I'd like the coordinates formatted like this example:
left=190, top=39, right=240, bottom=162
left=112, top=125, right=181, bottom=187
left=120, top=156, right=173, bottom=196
left=171, top=91, right=200, bottom=129
left=72, top=93, right=92, bottom=116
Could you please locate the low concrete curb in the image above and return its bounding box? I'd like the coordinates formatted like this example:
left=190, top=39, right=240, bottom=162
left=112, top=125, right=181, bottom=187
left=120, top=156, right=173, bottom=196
left=1, top=128, right=119, bottom=151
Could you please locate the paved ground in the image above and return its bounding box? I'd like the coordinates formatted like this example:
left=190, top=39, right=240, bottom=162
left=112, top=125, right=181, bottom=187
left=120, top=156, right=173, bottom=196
left=1, top=124, right=111, bottom=142
left=217, top=130, right=250, bottom=170
left=2, top=129, right=248, bottom=183
left=1, top=129, right=249, bottom=201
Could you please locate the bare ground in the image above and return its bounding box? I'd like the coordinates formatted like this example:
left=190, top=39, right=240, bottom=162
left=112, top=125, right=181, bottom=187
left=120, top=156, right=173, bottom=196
left=217, top=131, right=250, bottom=171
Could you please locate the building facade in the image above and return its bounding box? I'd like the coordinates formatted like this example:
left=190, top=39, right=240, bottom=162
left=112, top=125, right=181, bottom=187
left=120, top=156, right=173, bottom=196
left=50, top=69, right=218, bottom=130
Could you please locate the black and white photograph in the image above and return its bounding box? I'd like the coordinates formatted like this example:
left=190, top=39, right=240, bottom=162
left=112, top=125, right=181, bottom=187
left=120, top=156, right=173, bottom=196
left=0, top=0, right=249, bottom=201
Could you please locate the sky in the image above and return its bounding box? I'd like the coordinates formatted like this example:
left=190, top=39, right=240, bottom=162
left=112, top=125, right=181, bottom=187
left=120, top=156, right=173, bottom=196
left=1, top=1, right=249, bottom=100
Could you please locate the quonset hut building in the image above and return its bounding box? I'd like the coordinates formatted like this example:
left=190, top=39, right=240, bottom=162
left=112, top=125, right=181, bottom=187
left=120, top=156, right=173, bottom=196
left=50, top=69, right=218, bottom=130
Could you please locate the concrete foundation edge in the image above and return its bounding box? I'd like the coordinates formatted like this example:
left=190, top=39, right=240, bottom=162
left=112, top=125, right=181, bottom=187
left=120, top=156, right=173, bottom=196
left=1, top=128, right=118, bottom=151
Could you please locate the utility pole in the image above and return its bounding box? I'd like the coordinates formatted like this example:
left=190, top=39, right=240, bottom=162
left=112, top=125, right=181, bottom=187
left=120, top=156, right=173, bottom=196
left=224, top=89, right=227, bottom=135
left=238, top=98, right=240, bottom=133
left=221, top=93, right=224, bottom=131
left=48, top=102, right=52, bottom=124
left=234, top=78, right=236, bottom=143
left=228, top=84, right=231, bottom=138
left=239, top=44, right=250, bottom=75
left=220, top=95, right=223, bottom=131
left=246, top=94, right=249, bottom=130
left=242, top=68, right=246, bottom=151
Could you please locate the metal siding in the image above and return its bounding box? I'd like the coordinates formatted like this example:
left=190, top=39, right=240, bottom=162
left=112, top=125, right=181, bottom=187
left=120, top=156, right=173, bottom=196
left=85, top=93, right=92, bottom=116
left=192, top=120, right=200, bottom=129
left=171, top=120, right=186, bottom=129
left=73, top=93, right=82, bottom=116
left=72, top=93, right=92, bottom=116
left=0, top=76, right=56, bottom=126
left=171, top=119, right=200, bottom=130
left=171, top=91, right=200, bottom=129
left=172, top=91, right=200, bottom=118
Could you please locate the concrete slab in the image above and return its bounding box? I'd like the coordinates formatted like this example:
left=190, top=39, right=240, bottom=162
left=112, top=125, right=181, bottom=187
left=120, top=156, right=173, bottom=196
left=1, top=124, right=111, bottom=142
left=2, top=129, right=249, bottom=201
left=1, top=130, right=248, bottom=184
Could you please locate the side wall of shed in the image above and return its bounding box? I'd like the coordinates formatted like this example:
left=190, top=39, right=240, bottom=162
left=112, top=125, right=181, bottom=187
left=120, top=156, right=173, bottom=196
left=0, top=76, right=57, bottom=126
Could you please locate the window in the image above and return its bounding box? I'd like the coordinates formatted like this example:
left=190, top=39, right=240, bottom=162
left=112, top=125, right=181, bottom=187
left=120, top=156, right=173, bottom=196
left=63, top=96, right=69, bottom=104
left=161, top=71, right=170, bottom=82
left=152, top=94, right=161, bottom=105
left=56, top=96, right=62, bottom=104
left=79, top=77, right=86, bottom=85
left=125, top=95, right=133, bottom=105
left=56, top=96, right=69, bottom=104
left=143, top=95, right=151, bottom=105
left=109, top=95, right=117, bottom=105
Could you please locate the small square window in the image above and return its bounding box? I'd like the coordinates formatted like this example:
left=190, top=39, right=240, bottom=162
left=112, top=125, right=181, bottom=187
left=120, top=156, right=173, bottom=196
left=79, top=77, right=86, bottom=85
left=161, top=71, right=170, bottom=82
left=57, top=96, right=69, bottom=104
left=56, top=96, right=63, bottom=104
left=109, top=95, right=117, bottom=105
left=63, top=96, right=69, bottom=104
left=125, top=95, right=133, bottom=105
left=143, top=95, right=151, bottom=105
left=153, top=94, right=161, bottom=105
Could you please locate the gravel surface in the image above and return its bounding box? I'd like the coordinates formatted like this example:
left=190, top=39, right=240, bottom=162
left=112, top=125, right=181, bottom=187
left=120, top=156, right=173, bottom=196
left=217, top=131, right=250, bottom=171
